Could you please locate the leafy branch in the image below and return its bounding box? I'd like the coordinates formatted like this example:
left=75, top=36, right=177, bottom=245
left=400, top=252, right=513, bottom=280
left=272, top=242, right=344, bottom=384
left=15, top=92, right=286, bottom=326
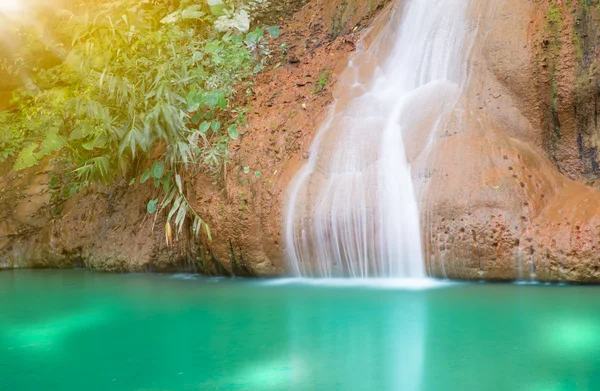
left=0, top=0, right=280, bottom=243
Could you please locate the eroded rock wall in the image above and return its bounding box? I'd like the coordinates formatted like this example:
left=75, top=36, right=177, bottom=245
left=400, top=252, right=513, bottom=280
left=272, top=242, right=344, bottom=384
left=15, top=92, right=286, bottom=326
left=421, top=0, right=600, bottom=282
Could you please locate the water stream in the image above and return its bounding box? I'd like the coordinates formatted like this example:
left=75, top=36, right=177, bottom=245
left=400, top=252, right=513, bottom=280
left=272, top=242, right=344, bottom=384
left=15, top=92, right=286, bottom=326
left=285, top=0, right=478, bottom=277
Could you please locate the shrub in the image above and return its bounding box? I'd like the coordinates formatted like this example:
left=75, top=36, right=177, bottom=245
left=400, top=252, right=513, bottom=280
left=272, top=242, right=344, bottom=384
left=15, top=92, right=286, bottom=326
left=0, top=0, right=279, bottom=241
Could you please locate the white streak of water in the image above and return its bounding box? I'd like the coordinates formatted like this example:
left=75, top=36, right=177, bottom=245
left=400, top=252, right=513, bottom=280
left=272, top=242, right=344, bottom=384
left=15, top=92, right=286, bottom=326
left=260, top=277, right=457, bottom=290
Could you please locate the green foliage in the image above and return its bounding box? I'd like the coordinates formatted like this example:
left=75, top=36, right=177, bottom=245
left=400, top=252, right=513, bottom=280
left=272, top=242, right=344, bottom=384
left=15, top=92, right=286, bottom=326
left=314, top=69, right=330, bottom=94
left=548, top=5, right=563, bottom=25
left=268, top=26, right=280, bottom=39
left=0, top=0, right=279, bottom=241
left=147, top=199, right=159, bottom=214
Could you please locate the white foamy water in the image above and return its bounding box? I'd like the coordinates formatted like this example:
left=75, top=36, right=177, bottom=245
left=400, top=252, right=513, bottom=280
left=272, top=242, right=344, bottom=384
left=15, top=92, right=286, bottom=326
left=260, top=278, right=457, bottom=291
left=284, top=0, right=477, bottom=277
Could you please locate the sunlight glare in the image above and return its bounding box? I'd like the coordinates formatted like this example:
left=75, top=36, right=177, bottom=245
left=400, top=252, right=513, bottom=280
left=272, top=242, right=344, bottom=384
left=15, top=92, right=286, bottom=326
left=0, top=0, right=22, bottom=15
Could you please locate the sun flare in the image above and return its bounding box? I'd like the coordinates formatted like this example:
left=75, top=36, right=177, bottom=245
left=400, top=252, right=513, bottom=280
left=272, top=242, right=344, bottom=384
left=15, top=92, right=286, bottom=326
left=0, top=0, right=22, bottom=15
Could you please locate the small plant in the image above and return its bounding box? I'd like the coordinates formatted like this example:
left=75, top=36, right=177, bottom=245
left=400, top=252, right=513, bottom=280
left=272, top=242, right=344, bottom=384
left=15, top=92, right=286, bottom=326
left=314, top=70, right=330, bottom=94
left=279, top=43, right=289, bottom=59
left=245, top=26, right=280, bottom=68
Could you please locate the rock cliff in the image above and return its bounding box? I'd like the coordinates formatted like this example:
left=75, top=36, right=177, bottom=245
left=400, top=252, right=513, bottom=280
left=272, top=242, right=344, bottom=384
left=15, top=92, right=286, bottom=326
left=5, top=0, right=600, bottom=283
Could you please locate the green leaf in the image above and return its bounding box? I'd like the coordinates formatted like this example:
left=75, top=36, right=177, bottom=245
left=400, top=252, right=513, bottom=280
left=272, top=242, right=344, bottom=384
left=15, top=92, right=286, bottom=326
left=175, top=173, right=183, bottom=193
left=211, top=121, right=221, bottom=133
left=268, top=26, right=280, bottom=39
left=175, top=202, right=187, bottom=233
left=147, top=199, right=158, bottom=214
left=13, top=143, right=39, bottom=171
left=74, top=156, right=111, bottom=182
left=181, top=6, right=205, bottom=20
left=208, top=0, right=227, bottom=17
left=205, top=91, right=226, bottom=109
left=161, top=188, right=177, bottom=213
left=163, top=172, right=173, bottom=194
left=243, top=166, right=250, bottom=174
left=186, top=92, right=204, bottom=112
left=205, top=40, right=222, bottom=54
left=193, top=216, right=201, bottom=236
left=35, top=130, right=65, bottom=159
left=140, top=169, right=152, bottom=184
left=192, top=51, right=204, bottom=63
left=129, top=178, right=136, bottom=186
left=204, top=222, right=212, bottom=241
left=161, top=11, right=180, bottom=24
left=160, top=6, right=204, bottom=24
left=218, top=96, right=227, bottom=110
left=200, top=121, right=211, bottom=133
left=70, top=123, right=91, bottom=140
left=255, top=171, right=261, bottom=178
left=176, top=204, right=186, bottom=227
left=152, top=161, right=165, bottom=179
left=168, top=195, right=183, bottom=222
left=81, top=140, right=96, bottom=151
left=228, top=125, right=239, bottom=140
left=191, top=112, right=203, bottom=125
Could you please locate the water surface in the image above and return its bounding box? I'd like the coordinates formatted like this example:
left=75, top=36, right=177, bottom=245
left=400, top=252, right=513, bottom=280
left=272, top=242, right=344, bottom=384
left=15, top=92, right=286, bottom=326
left=1, top=270, right=600, bottom=390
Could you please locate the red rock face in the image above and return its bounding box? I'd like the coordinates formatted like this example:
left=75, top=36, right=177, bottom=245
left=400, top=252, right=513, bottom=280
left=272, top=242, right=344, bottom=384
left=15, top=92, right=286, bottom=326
left=417, top=100, right=600, bottom=282
left=4, top=0, right=600, bottom=283
left=418, top=0, right=600, bottom=282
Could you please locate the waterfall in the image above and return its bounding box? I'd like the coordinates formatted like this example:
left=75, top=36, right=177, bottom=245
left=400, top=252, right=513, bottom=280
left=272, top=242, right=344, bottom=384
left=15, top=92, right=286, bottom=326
left=284, top=0, right=477, bottom=278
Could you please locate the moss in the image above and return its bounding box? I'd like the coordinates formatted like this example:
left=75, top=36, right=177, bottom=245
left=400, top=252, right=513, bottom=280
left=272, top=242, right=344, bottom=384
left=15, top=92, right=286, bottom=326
left=547, top=2, right=563, bottom=25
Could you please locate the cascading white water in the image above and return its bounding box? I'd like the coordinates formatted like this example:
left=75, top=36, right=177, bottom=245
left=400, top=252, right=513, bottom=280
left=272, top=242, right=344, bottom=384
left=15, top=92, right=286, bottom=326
left=284, top=0, right=477, bottom=278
